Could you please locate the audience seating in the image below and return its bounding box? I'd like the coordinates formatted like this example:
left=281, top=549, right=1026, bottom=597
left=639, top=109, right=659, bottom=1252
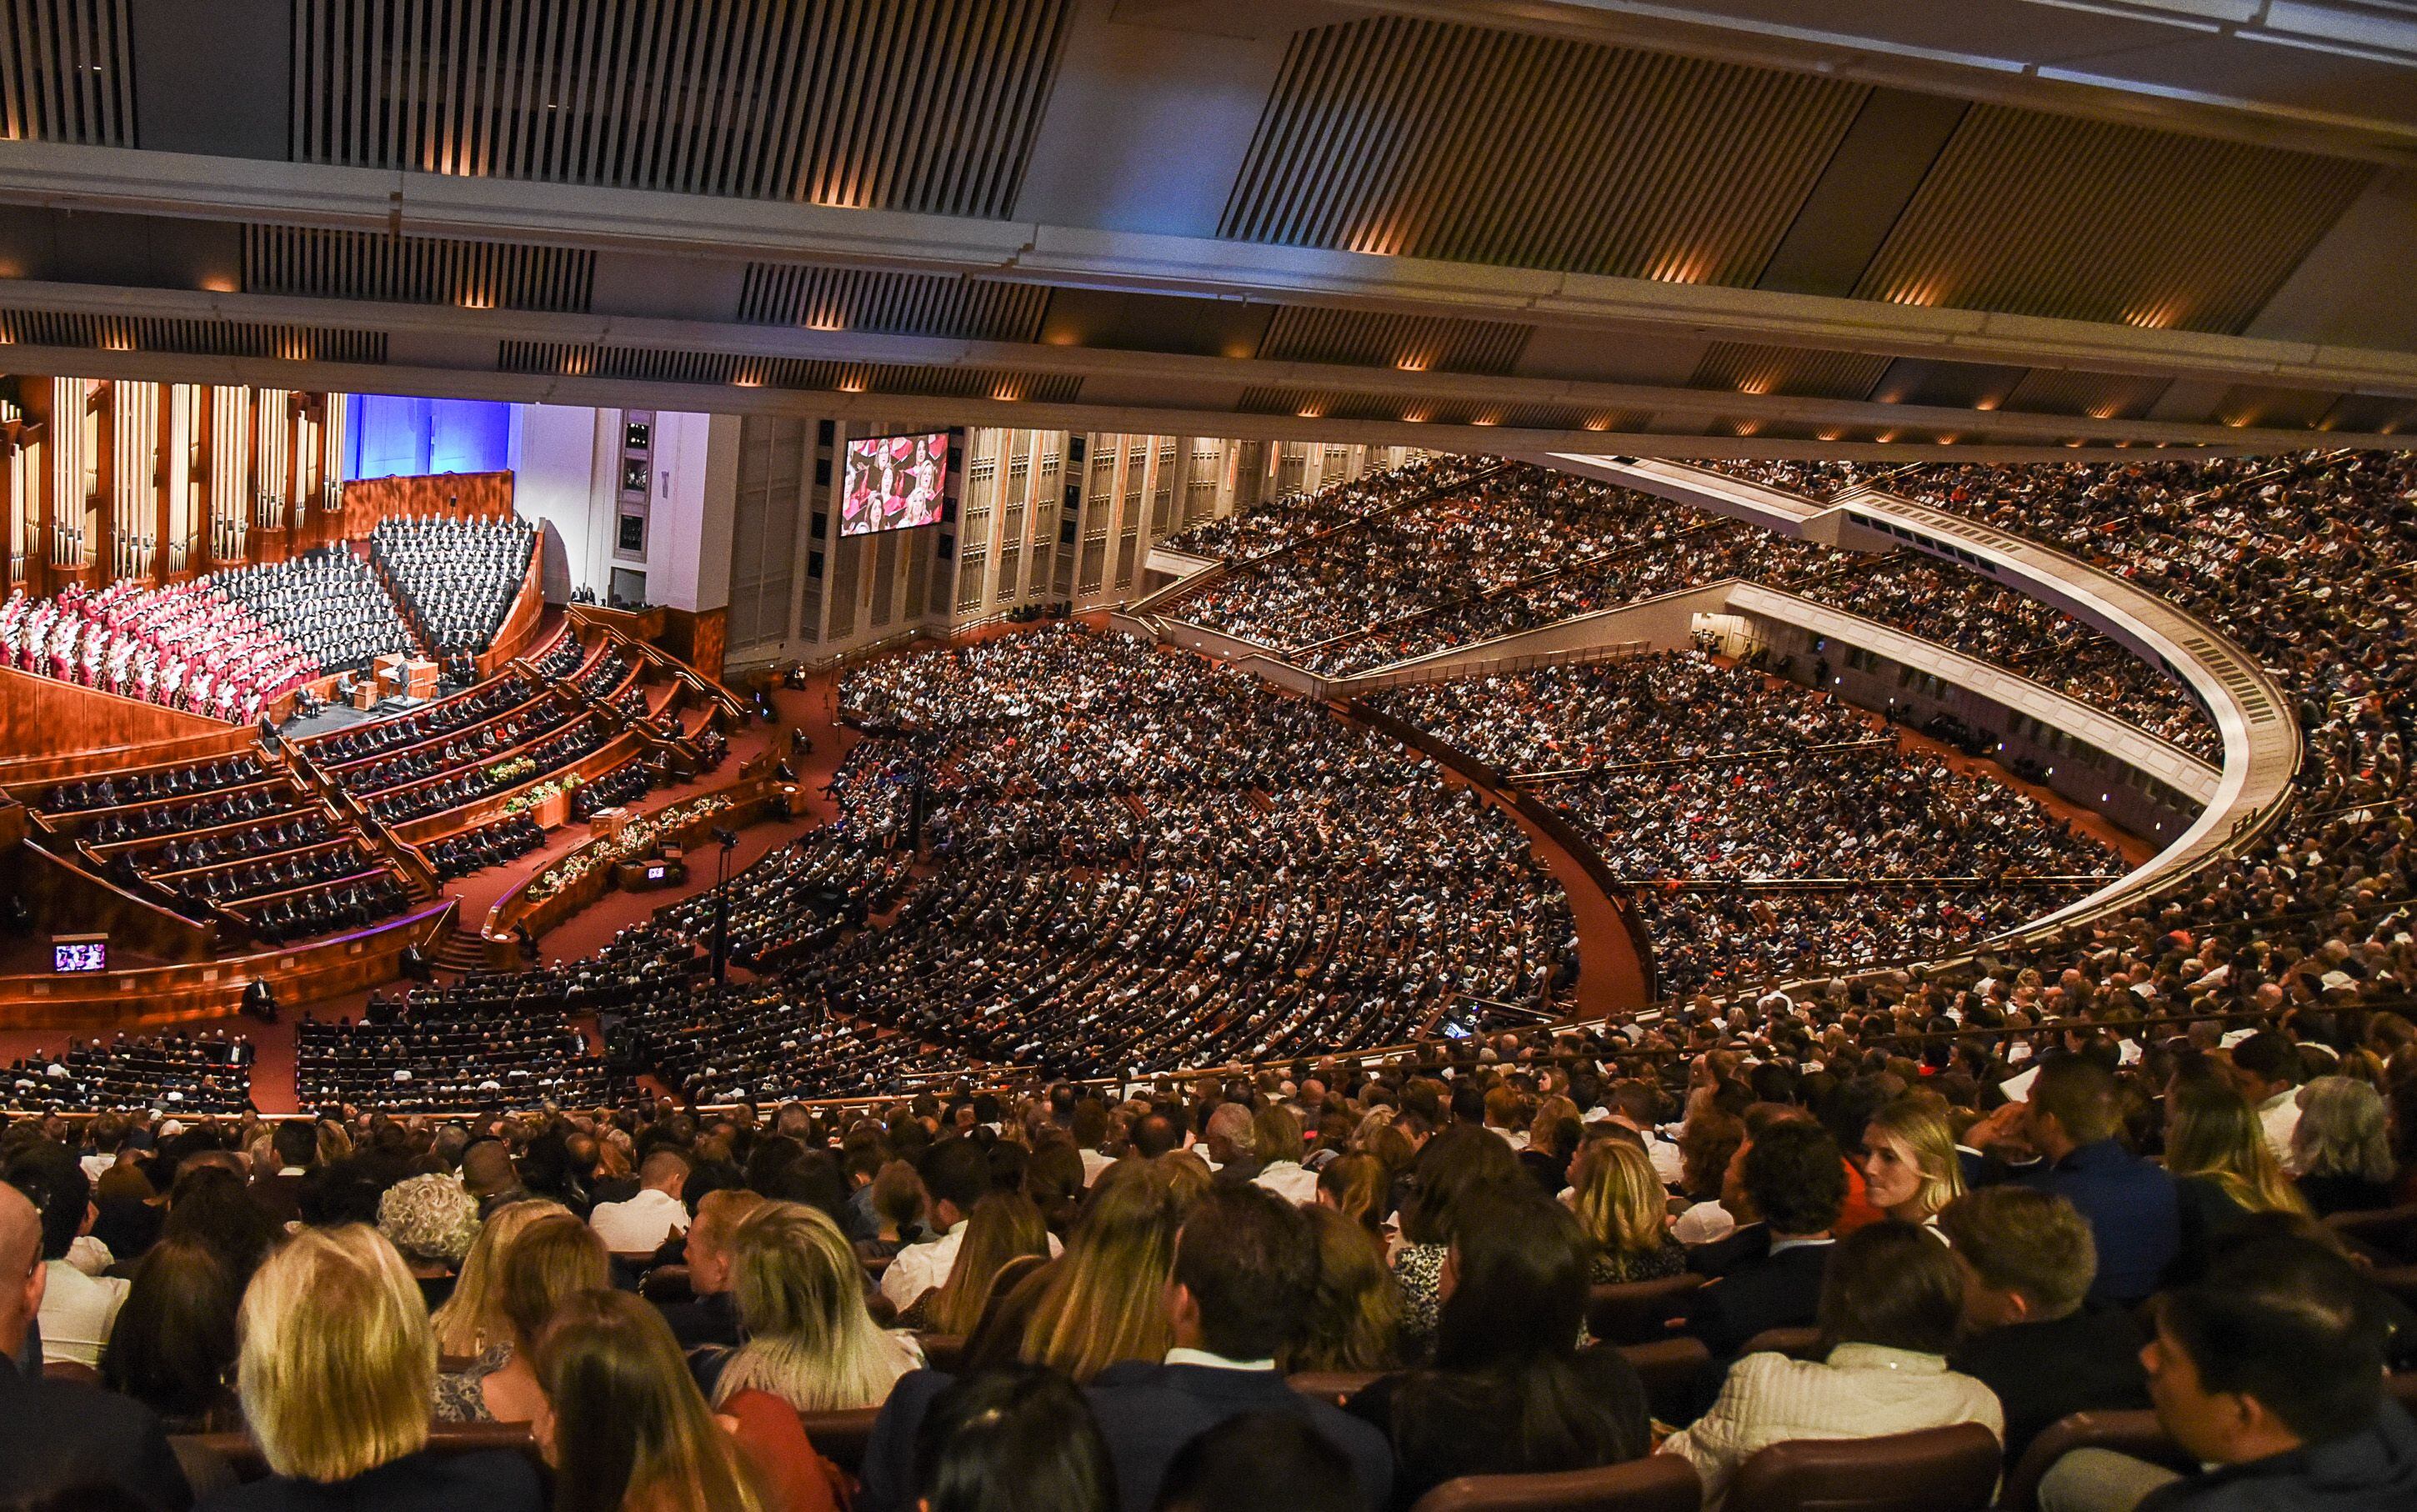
left=1998, top=1411, right=2189, bottom=1512
left=1588, top=1274, right=1703, bottom=1344
left=1736, top=1327, right=1825, bottom=1360
left=1617, top=1338, right=1714, bottom=1426
left=1727, top=1424, right=2002, bottom=1512
left=1408, top=1454, right=1703, bottom=1512
left=794, top=1409, right=881, bottom=1477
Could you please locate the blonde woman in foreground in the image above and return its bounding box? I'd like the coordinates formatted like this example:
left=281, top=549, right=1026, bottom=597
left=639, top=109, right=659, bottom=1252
left=205, top=1224, right=542, bottom=1511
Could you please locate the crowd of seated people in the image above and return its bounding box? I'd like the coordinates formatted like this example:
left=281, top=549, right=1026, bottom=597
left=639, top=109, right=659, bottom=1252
left=572, top=756, right=651, bottom=820
left=1, top=578, right=315, bottom=722
left=1699, top=457, right=1904, bottom=501
left=370, top=514, right=538, bottom=660
left=338, top=693, right=581, bottom=795
left=300, top=673, right=535, bottom=769
left=1157, top=454, right=1495, bottom=562
left=1781, top=553, right=2219, bottom=758
left=6, top=1023, right=2410, bottom=1512
left=78, top=779, right=308, bottom=847
left=296, top=976, right=618, bottom=1110
left=3, top=1029, right=251, bottom=1113
left=33, top=755, right=268, bottom=814
left=423, top=813, right=546, bottom=882
left=211, top=547, right=418, bottom=674
left=153, top=839, right=387, bottom=913
left=361, top=712, right=606, bottom=826
left=110, top=809, right=341, bottom=880
left=1368, top=650, right=1879, bottom=774
left=244, top=869, right=413, bottom=944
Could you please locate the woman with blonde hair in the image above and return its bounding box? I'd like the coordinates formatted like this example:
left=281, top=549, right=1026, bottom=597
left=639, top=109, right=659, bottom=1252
left=1018, top=1159, right=1185, bottom=1382
left=433, top=1212, right=609, bottom=1424
left=430, top=1198, right=573, bottom=1362
left=535, top=1289, right=825, bottom=1512
left=2164, top=1062, right=2309, bottom=1280
left=712, top=1200, right=920, bottom=1413
left=1571, top=1138, right=1686, bottom=1283
left=902, top=1192, right=1048, bottom=1336
left=1859, top=1096, right=1967, bottom=1231
left=230, top=1224, right=542, bottom=1508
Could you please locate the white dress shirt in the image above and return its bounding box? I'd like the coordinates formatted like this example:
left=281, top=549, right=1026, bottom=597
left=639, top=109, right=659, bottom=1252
left=588, top=1187, right=688, bottom=1254
left=1661, top=1344, right=2003, bottom=1510
left=40, top=1259, right=130, bottom=1368
left=883, top=1219, right=1062, bottom=1309
left=2259, top=1089, right=2303, bottom=1173
left=1253, top=1160, right=1319, bottom=1206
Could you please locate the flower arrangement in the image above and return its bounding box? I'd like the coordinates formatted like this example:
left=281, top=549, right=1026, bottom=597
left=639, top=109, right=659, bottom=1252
left=486, top=756, right=536, bottom=787
left=524, top=793, right=732, bottom=903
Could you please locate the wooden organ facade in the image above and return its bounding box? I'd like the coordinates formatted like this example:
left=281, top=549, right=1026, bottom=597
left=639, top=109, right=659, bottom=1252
left=0, top=376, right=349, bottom=599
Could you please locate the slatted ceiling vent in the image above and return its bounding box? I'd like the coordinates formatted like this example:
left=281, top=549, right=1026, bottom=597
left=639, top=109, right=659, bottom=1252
left=1223, top=15, right=1866, bottom=282
left=291, top=0, right=1073, bottom=217
left=1999, top=368, right=2173, bottom=423
left=0, top=309, right=387, bottom=364
left=1689, top=343, right=1892, bottom=404
left=1255, top=307, right=1534, bottom=376
left=1858, top=104, right=2374, bottom=335
left=0, top=0, right=135, bottom=145
left=244, top=226, right=597, bottom=313
left=497, top=341, right=1079, bottom=403
left=736, top=264, right=1051, bottom=342
left=1234, top=387, right=1620, bottom=433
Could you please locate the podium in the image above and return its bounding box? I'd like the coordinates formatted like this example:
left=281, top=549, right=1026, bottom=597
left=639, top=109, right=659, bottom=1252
left=350, top=680, right=378, bottom=710
left=405, top=660, right=439, bottom=699
left=588, top=806, right=634, bottom=843
left=373, top=652, right=408, bottom=698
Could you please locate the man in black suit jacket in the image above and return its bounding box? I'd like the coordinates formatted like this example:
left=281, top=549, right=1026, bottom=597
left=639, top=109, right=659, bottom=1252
left=858, top=1184, right=1391, bottom=1512
left=1683, top=1120, right=1845, bottom=1361
left=1940, top=1186, right=2149, bottom=1463
left=0, top=1184, right=191, bottom=1510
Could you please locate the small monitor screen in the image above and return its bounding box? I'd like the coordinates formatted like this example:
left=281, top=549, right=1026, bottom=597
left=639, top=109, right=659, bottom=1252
left=841, top=432, right=951, bottom=536
left=646, top=864, right=668, bottom=881
left=54, top=940, right=107, bottom=973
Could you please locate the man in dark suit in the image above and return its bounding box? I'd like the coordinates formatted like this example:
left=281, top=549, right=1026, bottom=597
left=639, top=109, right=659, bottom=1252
left=1967, top=1055, right=2179, bottom=1307
left=250, top=1119, right=318, bottom=1228
left=858, top=1184, right=1391, bottom=1512
left=0, top=1184, right=192, bottom=1509
left=1942, top=1186, right=2149, bottom=1464
left=1682, top=1120, right=1844, bottom=1361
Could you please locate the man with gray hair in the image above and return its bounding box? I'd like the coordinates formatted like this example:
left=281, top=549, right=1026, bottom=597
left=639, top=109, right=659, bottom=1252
left=0, top=1183, right=191, bottom=1508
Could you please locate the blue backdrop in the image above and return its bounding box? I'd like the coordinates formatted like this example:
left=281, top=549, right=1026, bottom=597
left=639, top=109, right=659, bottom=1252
left=343, top=394, right=513, bottom=481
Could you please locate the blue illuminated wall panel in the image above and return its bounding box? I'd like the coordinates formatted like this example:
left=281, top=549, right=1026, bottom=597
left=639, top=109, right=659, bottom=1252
left=344, top=394, right=513, bottom=480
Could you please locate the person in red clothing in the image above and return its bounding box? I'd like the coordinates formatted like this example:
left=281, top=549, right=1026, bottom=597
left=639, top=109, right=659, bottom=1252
left=533, top=1288, right=838, bottom=1512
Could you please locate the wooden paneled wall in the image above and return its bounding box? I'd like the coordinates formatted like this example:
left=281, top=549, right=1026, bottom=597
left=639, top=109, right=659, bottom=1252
left=329, top=470, right=517, bottom=543
left=0, top=663, right=231, bottom=764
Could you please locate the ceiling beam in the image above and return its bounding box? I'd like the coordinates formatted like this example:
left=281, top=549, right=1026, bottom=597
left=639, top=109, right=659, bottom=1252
left=4, top=143, right=2417, bottom=400
left=0, top=276, right=2399, bottom=451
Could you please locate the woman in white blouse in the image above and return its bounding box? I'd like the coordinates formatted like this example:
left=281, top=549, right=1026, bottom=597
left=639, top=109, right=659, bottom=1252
left=1660, top=1221, right=2002, bottom=1509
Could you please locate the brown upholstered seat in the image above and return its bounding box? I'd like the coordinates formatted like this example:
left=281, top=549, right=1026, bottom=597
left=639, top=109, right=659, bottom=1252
left=1409, top=1453, right=1702, bottom=1512
left=1289, top=1370, right=1384, bottom=1405
left=1735, top=1326, right=1823, bottom=1360
left=1997, top=1409, right=2186, bottom=1512
left=1726, top=1424, right=2000, bottom=1512
left=798, top=1406, right=883, bottom=1476
left=916, top=1333, right=967, bottom=1374
left=1587, top=1274, right=1703, bottom=1344
left=176, top=1423, right=540, bottom=1484
left=40, top=1359, right=102, bottom=1386
left=1616, top=1337, right=1711, bottom=1426
left=2326, top=1202, right=2417, bottom=1264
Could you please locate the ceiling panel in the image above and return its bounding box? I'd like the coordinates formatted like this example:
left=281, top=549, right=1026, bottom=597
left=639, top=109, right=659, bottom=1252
left=1220, top=13, right=1868, bottom=282
left=735, top=264, right=1051, bottom=343
left=498, top=339, right=1080, bottom=403
left=0, top=0, right=136, bottom=148
left=0, top=306, right=385, bottom=363
left=2000, top=367, right=2174, bottom=420
left=245, top=224, right=595, bottom=313
left=1690, top=341, right=1891, bottom=401
left=1254, top=304, right=1533, bottom=374
left=289, top=0, right=1073, bottom=217
left=1855, top=103, right=2375, bottom=332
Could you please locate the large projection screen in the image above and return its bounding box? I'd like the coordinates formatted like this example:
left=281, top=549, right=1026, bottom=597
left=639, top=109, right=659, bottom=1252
left=842, top=431, right=952, bottom=536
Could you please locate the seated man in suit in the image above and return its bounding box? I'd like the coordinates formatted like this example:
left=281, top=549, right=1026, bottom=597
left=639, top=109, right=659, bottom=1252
left=1682, top=1119, right=1845, bottom=1361
left=0, top=1184, right=191, bottom=1510
left=1941, top=1186, right=2149, bottom=1464
left=2038, top=1235, right=2414, bottom=1512
left=860, top=1183, right=1392, bottom=1512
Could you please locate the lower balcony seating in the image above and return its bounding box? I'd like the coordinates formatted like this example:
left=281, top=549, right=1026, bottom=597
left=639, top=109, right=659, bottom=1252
left=423, top=813, right=545, bottom=881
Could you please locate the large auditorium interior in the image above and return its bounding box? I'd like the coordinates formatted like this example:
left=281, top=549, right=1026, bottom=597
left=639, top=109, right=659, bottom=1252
left=3, top=3, right=2417, bottom=1509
